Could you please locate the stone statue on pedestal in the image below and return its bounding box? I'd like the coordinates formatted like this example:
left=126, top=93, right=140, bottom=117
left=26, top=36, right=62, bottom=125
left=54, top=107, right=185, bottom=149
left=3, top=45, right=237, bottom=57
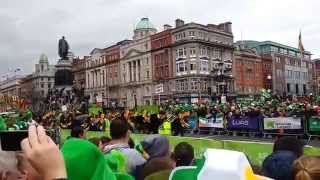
left=58, top=36, right=69, bottom=60
left=55, top=36, right=73, bottom=89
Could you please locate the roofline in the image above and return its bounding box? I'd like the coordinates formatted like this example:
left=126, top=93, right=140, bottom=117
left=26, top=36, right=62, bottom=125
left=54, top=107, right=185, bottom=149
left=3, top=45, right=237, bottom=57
left=241, top=40, right=311, bottom=55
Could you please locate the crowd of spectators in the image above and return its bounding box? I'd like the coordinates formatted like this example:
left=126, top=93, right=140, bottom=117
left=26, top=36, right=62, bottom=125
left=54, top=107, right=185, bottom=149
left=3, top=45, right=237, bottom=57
left=1, top=116, right=320, bottom=179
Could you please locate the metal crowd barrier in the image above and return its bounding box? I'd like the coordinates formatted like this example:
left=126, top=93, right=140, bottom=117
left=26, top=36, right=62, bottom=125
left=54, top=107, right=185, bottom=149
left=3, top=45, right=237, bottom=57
left=184, top=114, right=320, bottom=140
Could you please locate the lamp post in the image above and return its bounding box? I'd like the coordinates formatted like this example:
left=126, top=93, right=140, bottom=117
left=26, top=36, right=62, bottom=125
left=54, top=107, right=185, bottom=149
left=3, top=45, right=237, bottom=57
left=267, top=75, right=272, bottom=91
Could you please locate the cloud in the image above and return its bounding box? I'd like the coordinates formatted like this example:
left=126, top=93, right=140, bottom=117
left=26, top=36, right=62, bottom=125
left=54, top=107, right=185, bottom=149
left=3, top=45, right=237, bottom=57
left=0, top=0, right=319, bottom=77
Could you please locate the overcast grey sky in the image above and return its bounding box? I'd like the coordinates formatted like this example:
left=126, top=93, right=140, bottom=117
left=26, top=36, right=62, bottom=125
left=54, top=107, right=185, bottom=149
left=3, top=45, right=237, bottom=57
left=0, top=0, right=319, bottom=76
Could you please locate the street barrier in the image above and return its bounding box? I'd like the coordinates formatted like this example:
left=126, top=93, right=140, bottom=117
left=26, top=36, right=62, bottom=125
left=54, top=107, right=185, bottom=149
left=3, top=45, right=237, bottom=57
left=263, top=117, right=302, bottom=130
left=198, top=117, right=224, bottom=128
left=308, top=116, right=320, bottom=134
left=61, top=129, right=320, bottom=166
left=227, top=116, right=260, bottom=131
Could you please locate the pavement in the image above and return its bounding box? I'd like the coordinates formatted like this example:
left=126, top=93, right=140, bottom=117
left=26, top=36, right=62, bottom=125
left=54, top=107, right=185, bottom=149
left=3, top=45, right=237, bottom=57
left=183, top=132, right=320, bottom=147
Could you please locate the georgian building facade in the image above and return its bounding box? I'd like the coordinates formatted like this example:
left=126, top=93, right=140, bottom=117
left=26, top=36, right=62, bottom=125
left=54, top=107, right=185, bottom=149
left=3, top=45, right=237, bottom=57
left=171, top=19, right=234, bottom=103
left=32, top=54, right=55, bottom=99
left=119, top=18, right=157, bottom=108
left=105, top=40, right=131, bottom=107
left=151, top=25, right=173, bottom=102
left=233, top=45, right=264, bottom=94
left=85, top=48, right=107, bottom=104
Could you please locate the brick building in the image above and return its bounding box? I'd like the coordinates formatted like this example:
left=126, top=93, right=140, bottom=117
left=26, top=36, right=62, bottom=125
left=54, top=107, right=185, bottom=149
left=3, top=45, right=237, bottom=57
left=242, top=41, right=313, bottom=96
left=72, top=57, right=87, bottom=91
left=105, top=40, right=131, bottom=107
left=233, top=46, right=263, bottom=94
left=312, top=59, right=320, bottom=95
left=151, top=25, right=173, bottom=101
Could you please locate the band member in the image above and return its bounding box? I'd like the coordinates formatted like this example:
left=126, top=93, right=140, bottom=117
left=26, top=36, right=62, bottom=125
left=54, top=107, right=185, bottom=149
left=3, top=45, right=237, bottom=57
left=172, top=112, right=187, bottom=136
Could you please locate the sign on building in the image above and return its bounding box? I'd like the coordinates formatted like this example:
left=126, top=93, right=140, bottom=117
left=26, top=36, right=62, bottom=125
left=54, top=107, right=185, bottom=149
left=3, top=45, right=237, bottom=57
left=155, top=84, right=164, bottom=94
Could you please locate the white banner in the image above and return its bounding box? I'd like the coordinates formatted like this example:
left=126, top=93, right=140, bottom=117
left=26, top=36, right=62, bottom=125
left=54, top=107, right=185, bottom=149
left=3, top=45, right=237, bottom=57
left=263, top=117, right=302, bottom=130
left=155, top=84, right=164, bottom=94
left=199, top=117, right=224, bottom=128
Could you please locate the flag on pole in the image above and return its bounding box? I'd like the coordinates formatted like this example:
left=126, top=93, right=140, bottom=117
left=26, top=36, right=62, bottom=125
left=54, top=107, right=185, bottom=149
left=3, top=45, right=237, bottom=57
left=298, top=31, right=305, bottom=55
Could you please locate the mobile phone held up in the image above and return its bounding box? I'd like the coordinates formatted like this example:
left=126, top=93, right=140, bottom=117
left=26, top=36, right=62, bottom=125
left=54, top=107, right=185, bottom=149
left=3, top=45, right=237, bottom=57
left=0, top=130, right=56, bottom=151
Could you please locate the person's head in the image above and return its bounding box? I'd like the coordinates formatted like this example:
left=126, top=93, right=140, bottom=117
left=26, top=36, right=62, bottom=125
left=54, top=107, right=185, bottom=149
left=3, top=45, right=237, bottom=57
left=273, top=136, right=305, bottom=157
left=88, top=137, right=101, bottom=147
left=141, top=135, right=170, bottom=159
left=293, top=156, right=320, bottom=180
left=110, top=119, right=130, bottom=141
left=71, top=126, right=86, bottom=139
left=173, top=142, right=194, bottom=166
left=262, top=150, right=298, bottom=180
left=100, top=136, right=111, bottom=148
left=61, top=139, right=116, bottom=180
left=142, top=156, right=176, bottom=179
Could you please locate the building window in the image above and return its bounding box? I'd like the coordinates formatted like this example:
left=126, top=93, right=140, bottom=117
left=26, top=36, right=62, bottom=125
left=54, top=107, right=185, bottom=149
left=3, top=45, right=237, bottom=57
left=146, top=70, right=150, bottom=79
left=295, top=84, right=299, bottom=94
left=270, top=46, right=278, bottom=52
left=276, top=69, right=282, bottom=77
left=176, top=79, right=187, bottom=91
left=212, top=48, right=221, bottom=59
left=145, top=43, right=148, bottom=50
left=41, top=78, right=43, bottom=81
left=48, top=83, right=51, bottom=89
left=176, top=48, right=187, bottom=58
left=191, top=79, right=199, bottom=90
left=189, top=31, right=195, bottom=37
left=303, top=84, right=307, bottom=94
left=41, top=83, right=44, bottom=88
left=146, top=57, right=149, bottom=65
left=287, top=83, right=291, bottom=93
left=176, top=61, right=187, bottom=73
left=190, top=47, right=196, bottom=57
left=275, top=57, right=281, bottom=63
left=190, top=61, right=197, bottom=71
left=285, top=58, right=290, bottom=65
left=200, top=60, right=208, bottom=72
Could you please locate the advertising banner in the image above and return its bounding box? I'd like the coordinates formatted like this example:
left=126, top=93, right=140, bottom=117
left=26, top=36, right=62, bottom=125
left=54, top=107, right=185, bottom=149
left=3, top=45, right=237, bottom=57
left=263, top=117, right=302, bottom=130
left=227, top=116, right=260, bottom=130
left=308, top=116, right=320, bottom=132
left=199, top=116, right=224, bottom=128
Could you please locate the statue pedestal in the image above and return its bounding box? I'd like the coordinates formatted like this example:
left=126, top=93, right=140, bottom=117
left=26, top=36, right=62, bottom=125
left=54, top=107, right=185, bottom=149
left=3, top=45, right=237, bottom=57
left=54, top=59, right=74, bottom=93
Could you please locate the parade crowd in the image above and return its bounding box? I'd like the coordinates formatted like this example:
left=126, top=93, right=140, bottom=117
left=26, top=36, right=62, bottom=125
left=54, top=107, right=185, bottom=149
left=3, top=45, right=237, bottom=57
left=2, top=90, right=320, bottom=179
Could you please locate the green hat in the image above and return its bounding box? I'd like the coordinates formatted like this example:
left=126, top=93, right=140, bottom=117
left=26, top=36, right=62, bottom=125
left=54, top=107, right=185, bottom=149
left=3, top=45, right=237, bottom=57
left=0, top=116, right=7, bottom=130
left=62, top=139, right=116, bottom=180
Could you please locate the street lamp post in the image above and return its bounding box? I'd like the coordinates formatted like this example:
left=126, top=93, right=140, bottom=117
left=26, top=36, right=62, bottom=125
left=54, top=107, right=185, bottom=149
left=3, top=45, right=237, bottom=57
left=267, top=75, right=272, bottom=91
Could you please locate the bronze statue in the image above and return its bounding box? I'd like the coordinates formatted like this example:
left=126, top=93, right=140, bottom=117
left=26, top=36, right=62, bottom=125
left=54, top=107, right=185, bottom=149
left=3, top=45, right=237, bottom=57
left=58, top=36, right=69, bottom=59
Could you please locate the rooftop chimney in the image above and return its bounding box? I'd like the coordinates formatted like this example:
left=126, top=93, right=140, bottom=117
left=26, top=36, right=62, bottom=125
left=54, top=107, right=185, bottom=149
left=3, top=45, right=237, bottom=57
left=217, top=22, right=232, bottom=33
left=163, top=24, right=172, bottom=30
left=175, top=19, right=184, bottom=28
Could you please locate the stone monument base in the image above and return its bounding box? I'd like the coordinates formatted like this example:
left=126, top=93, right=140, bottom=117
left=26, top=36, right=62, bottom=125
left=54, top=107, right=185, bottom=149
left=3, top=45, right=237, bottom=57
left=54, top=59, right=74, bottom=94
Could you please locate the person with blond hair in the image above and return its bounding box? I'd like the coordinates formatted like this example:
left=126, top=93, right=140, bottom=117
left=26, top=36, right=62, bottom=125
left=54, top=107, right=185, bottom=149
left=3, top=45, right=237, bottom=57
left=293, top=156, right=320, bottom=180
